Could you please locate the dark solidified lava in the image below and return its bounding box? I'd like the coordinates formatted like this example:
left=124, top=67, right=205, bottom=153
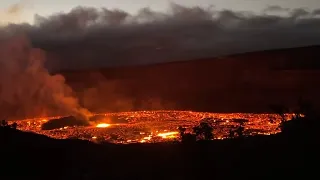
left=41, top=116, right=90, bottom=130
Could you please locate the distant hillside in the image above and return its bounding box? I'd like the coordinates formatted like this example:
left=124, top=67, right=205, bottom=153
left=59, top=45, right=320, bottom=73
left=58, top=45, right=320, bottom=113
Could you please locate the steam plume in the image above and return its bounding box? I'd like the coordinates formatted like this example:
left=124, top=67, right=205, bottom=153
left=0, top=35, right=91, bottom=120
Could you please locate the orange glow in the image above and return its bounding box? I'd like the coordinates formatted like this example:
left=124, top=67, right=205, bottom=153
left=157, top=131, right=179, bottom=139
left=41, top=119, right=48, bottom=122
left=96, top=123, right=111, bottom=128
left=143, top=136, right=152, bottom=140
left=299, top=114, right=305, bottom=118
left=11, top=110, right=283, bottom=144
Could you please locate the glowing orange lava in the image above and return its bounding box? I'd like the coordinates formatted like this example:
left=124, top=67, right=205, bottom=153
left=96, top=123, right=111, bottom=128
left=157, top=132, right=179, bottom=139
left=11, top=110, right=286, bottom=144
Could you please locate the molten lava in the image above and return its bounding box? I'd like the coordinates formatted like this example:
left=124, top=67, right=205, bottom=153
left=157, top=132, right=179, bottom=139
left=96, top=123, right=111, bottom=128
left=11, top=110, right=288, bottom=144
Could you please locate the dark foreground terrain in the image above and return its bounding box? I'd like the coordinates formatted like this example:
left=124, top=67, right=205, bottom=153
left=1, top=126, right=319, bottom=179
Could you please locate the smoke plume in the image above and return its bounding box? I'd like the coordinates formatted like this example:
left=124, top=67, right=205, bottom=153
left=0, top=35, right=91, bottom=120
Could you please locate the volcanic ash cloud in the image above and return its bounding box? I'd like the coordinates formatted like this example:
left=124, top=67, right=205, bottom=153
left=0, top=35, right=91, bottom=121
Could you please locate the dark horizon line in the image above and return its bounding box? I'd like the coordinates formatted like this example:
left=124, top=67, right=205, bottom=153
left=53, top=44, right=320, bottom=74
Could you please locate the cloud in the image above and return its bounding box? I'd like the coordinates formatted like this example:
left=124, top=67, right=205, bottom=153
left=0, top=1, right=28, bottom=24
left=7, top=3, right=23, bottom=14
left=263, top=5, right=290, bottom=13
left=1, top=3, right=320, bottom=72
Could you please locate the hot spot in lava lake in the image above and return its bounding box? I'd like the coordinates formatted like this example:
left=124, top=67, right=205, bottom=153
left=11, top=110, right=288, bottom=144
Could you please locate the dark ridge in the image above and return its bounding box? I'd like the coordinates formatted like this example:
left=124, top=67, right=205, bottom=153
left=55, top=44, right=320, bottom=75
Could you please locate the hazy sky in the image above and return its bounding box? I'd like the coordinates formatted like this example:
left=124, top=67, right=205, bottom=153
left=1, top=0, right=320, bottom=24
